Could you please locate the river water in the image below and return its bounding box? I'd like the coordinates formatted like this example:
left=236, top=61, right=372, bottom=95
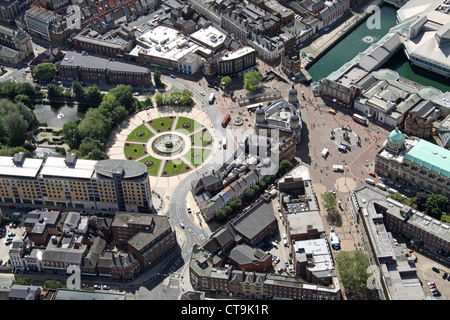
left=307, top=4, right=450, bottom=92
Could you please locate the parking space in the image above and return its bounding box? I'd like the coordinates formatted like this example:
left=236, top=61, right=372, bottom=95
left=261, top=199, right=295, bottom=276
left=414, top=250, right=450, bottom=299
left=0, top=208, right=28, bottom=268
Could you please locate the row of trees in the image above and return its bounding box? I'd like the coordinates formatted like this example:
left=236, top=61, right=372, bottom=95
left=61, top=85, right=138, bottom=160
left=47, top=81, right=104, bottom=104
left=214, top=160, right=293, bottom=221
left=154, top=89, right=193, bottom=106
left=389, top=192, right=448, bottom=221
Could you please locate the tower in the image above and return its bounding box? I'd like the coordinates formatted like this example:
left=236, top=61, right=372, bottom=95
left=255, top=105, right=265, bottom=124
left=386, top=127, right=405, bottom=153
left=288, top=85, right=298, bottom=105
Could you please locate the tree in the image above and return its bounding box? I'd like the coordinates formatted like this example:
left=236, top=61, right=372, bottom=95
left=244, top=70, right=263, bottom=93
left=109, top=84, right=135, bottom=111
left=278, top=160, right=294, bottom=177
left=14, top=94, right=31, bottom=107
left=244, top=188, right=256, bottom=200
left=72, top=80, right=85, bottom=100
left=415, top=192, right=427, bottom=211
left=11, top=277, right=32, bottom=286
left=153, top=70, right=163, bottom=88
left=17, top=82, right=35, bottom=97
left=253, top=184, right=261, bottom=194
left=229, top=199, right=242, bottom=212
left=220, top=76, right=232, bottom=90
left=46, top=83, right=64, bottom=98
left=216, top=209, right=227, bottom=221
left=79, top=137, right=104, bottom=158
left=223, top=206, right=232, bottom=217
left=0, top=80, right=18, bottom=99
left=335, top=251, right=373, bottom=300
left=33, top=62, right=57, bottom=83
left=322, top=191, right=337, bottom=213
left=85, top=85, right=103, bottom=104
left=61, top=121, right=82, bottom=150
left=154, top=93, right=163, bottom=106
left=2, top=112, right=28, bottom=146
left=78, top=108, right=112, bottom=141
left=98, top=95, right=128, bottom=125
left=86, top=148, right=108, bottom=160
left=258, top=180, right=267, bottom=190
left=425, top=194, right=449, bottom=220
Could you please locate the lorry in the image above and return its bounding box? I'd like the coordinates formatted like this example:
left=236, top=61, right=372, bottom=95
left=208, top=92, right=215, bottom=104
left=321, top=148, right=329, bottom=158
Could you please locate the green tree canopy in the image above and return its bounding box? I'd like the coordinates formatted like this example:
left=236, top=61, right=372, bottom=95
left=322, top=191, right=337, bottom=213
left=220, top=76, right=232, bottom=89
left=33, top=62, right=57, bottom=83
left=85, top=85, right=103, bottom=104
left=244, top=188, right=256, bottom=200
left=216, top=209, right=227, bottom=221
left=277, top=160, right=294, bottom=177
left=61, top=121, right=82, bottom=150
left=425, top=194, right=449, bottom=220
left=47, top=83, right=64, bottom=98
left=243, top=70, right=263, bottom=93
left=335, top=251, right=373, bottom=300
left=109, top=84, right=135, bottom=112
left=153, top=70, right=163, bottom=88
left=72, top=80, right=85, bottom=100
left=78, top=108, right=112, bottom=142
left=98, top=94, right=128, bottom=126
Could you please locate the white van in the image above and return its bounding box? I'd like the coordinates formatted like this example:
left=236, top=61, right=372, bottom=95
left=321, top=148, right=329, bottom=158
left=387, top=188, right=398, bottom=194
left=376, top=183, right=387, bottom=191
left=365, top=178, right=375, bottom=186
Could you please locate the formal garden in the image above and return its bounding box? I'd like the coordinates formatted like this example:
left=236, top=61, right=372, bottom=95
left=122, top=116, right=214, bottom=177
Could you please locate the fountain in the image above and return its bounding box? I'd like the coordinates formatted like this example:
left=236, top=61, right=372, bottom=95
left=56, top=112, right=64, bottom=119
left=152, top=133, right=185, bottom=156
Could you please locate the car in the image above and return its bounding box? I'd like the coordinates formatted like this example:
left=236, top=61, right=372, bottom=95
left=328, top=109, right=336, bottom=114
left=328, top=190, right=336, bottom=197
left=369, top=172, right=376, bottom=177
left=272, top=255, right=277, bottom=261
left=285, top=260, right=289, bottom=267
left=432, top=266, right=440, bottom=273
left=394, top=183, right=402, bottom=188
left=427, top=281, right=436, bottom=286
left=275, top=258, right=280, bottom=264
left=200, top=91, right=205, bottom=96
left=433, top=291, right=441, bottom=297
left=133, top=92, right=139, bottom=96
left=430, top=288, right=437, bottom=293
left=288, top=267, right=294, bottom=273
left=277, top=267, right=283, bottom=273
left=429, top=284, right=436, bottom=289
left=93, top=285, right=101, bottom=290
left=170, top=74, right=176, bottom=78
left=443, top=272, right=448, bottom=280
left=103, top=285, right=110, bottom=290
left=289, top=259, right=293, bottom=264
left=179, top=223, right=185, bottom=229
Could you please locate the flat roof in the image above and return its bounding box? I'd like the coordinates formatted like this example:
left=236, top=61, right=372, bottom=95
left=40, top=157, right=96, bottom=179
left=190, top=25, right=227, bottom=49
left=54, top=289, right=125, bottom=300
left=0, top=156, right=43, bottom=178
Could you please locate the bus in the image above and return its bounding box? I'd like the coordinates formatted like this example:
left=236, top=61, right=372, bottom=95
left=330, top=232, right=341, bottom=250
left=352, top=113, right=367, bottom=125
left=222, top=114, right=231, bottom=128
left=208, top=93, right=215, bottom=104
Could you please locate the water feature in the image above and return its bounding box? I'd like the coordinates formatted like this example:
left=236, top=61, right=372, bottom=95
left=152, top=133, right=185, bottom=156
left=307, top=5, right=398, bottom=82
left=33, top=102, right=85, bottom=128
left=307, top=4, right=450, bottom=93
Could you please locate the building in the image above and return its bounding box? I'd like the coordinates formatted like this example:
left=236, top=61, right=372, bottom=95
left=25, top=6, right=56, bottom=41
left=0, top=153, right=153, bottom=213
left=0, top=26, right=34, bottom=66
left=0, top=0, right=29, bottom=24
left=255, top=85, right=302, bottom=144
left=403, top=100, right=440, bottom=138
left=190, top=24, right=227, bottom=52
left=29, top=46, right=64, bottom=73
left=352, top=186, right=448, bottom=299
left=53, top=288, right=125, bottom=300
left=134, top=25, right=202, bottom=73
left=23, top=209, right=62, bottom=245
left=72, top=25, right=136, bottom=58
left=111, top=212, right=177, bottom=270
left=59, top=51, right=152, bottom=88
left=397, top=0, right=450, bottom=78
left=217, top=46, right=256, bottom=77
left=189, top=244, right=341, bottom=299
left=8, top=285, right=41, bottom=300
left=374, top=128, right=450, bottom=197
left=353, top=69, right=442, bottom=128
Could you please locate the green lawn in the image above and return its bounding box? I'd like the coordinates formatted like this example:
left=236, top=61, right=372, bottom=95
left=184, top=148, right=212, bottom=167
left=174, top=116, right=203, bottom=134
left=124, top=143, right=147, bottom=160
left=126, top=124, right=154, bottom=142
left=191, top=128, right=213, bottom=147
left=148, top=116, right=175, bottom=132
left=139, top=155, right=162, bottom=176
left=161, top=159, right=192, bottom=176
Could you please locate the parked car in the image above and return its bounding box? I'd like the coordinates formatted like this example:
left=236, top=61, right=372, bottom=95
left=200, top=91, right=205, bottom=96
left=179, top=223, right=185, bottom=229
left=170, top=74, right=176, bottom=78
left=93, top=285, right=101, bottom=290
left=442, top=272, right=448, bottom=280
left=433, top=291, right=441, bottom=297
left=369, top=172, right=376, bottom=177
left=285, top=260, right=289, bottom=267
left=432, top=266, right=440, bottom=273
left=103, top=285, right=110, bottom=290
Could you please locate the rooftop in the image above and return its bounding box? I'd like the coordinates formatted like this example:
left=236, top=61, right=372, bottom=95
left=404, top=139, right=450, bottom=178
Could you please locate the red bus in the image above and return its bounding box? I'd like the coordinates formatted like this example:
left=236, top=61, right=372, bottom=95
left=222, top=114, right=231, bottom=128
left=352, top=113, right=367, bottom=125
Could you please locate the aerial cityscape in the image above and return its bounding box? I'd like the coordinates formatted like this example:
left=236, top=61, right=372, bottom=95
left=0, top=0, right=449, bottom=304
